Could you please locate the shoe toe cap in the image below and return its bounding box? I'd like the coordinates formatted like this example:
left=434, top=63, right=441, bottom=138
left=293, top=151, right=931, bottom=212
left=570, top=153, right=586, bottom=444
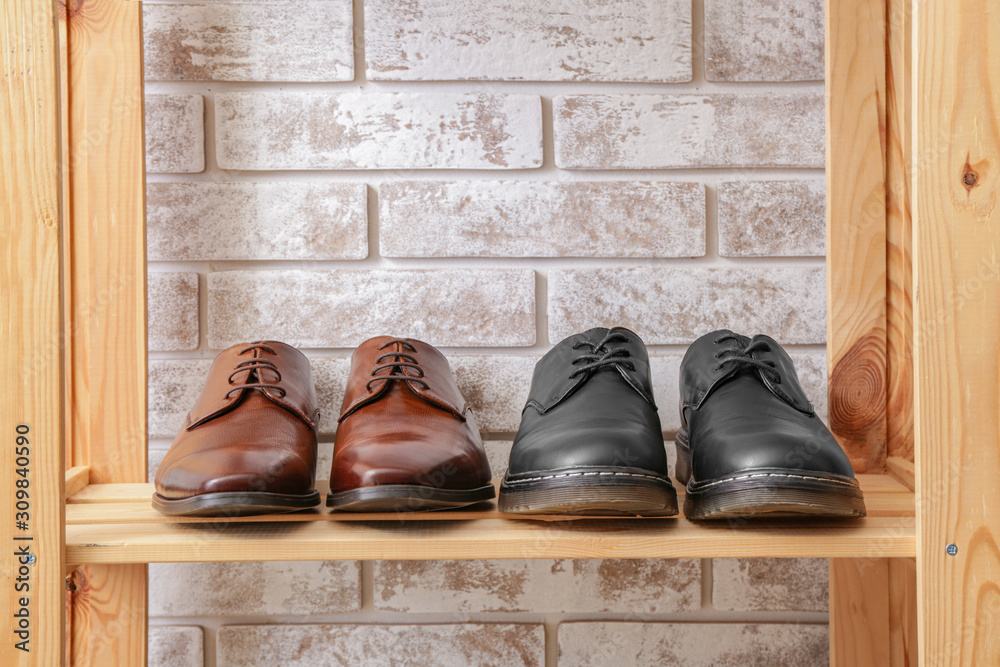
left=155, top=446, right=314, bottom=498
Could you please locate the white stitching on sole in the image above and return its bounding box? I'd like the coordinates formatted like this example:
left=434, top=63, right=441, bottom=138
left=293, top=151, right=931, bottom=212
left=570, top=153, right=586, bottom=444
left=692, top=472, right=860, bottom=491
left=504, top=470, right=669, bottom=485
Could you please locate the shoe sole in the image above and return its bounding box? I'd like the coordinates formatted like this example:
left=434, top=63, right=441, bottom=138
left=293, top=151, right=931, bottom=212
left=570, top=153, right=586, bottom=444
left=683, top=470, right=867, bottom=520
left=326, top=484, right=496, bottom=512
left=151, top=490, right=322, bottom=517
left=674, top=431, right=866, bottom=520
left=498, top=468, right=678, bottom=516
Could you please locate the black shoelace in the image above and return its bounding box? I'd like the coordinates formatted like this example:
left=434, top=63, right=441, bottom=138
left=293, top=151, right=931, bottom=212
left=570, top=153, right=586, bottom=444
left=225, top=342, right=287, bottom=398
left=366, top=339, right=429, bottom=391
left=569, top=331, right=636, bottom=379
left=713, top=333, right=781, bottom=384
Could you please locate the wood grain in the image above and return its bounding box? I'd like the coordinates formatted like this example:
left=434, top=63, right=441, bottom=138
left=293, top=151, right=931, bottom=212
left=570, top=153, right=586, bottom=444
left=825, top=0, right=889, bottom=473
left=62, top=0, right=148, bottom=664
left=65, top=515, right=916, bottom=564
left=65, top=466, right=90, bottom=499
left=886, top=456, right=915, bottom=491
left=914, top=1, right=1000, bottom=665
left=69, top=565, right=147, bottom=666
left=830, top=559, right=892, bottom=666
left=1, top=1, right=67, bottom=663
left=886, top=0, right=915, bottom=463
left=889, top=558, right=918, bottom=666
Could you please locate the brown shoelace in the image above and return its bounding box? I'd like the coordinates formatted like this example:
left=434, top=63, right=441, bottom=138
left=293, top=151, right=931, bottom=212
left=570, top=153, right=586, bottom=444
left=225, top=342, right=287, bottom=398
left=366, top=339, right=429, bottom=391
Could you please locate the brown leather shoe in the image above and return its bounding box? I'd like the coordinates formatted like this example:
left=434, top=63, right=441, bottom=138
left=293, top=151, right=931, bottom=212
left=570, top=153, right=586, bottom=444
left=152, top=341, right=321, bottom=516
left=328, top=336, right=495, bottom=512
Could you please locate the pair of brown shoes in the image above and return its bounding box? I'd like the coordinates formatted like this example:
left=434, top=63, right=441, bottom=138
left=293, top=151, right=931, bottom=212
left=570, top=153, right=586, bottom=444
left=152, top=337, right=494, bottom=516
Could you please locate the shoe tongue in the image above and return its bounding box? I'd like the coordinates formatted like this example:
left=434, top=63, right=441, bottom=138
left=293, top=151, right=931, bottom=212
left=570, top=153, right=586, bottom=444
left=338, top=337, right=468, bottom=423
left=681, top=331, right=814, bottom=414
left=748, top=335, right=814, bottom=415
left=524, top=328, right=656, bottom=414
left=186, top=342, right=319, bottom=430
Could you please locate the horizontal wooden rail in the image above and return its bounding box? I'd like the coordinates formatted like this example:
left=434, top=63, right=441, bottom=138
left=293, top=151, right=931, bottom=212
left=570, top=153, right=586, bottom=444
left=63, top=475, right=915, bottom=563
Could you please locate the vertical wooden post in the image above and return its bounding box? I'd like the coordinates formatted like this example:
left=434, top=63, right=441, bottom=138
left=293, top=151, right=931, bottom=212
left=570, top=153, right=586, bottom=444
left=913, top=1, right=1000, bottom=665
left=885, top=0, right=914, bottom=463
left=826, top=0, right=891, bottom=662
left=1, top=0, right=67, bottom=663
left=825, top=0, right=889, bottom=474
left=62, top=0, right=148, bottom=663
left=827, top=1, right=920, bottom=664
left=830, top=559, right=892, bottom=666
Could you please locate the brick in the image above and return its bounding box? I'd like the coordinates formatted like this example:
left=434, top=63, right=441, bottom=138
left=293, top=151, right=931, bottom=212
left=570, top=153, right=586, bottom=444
left=217, top=623, right=544, bottom=667
left=789, top=352, right=829, bottom=422
left=649, top=355, right=684, bottom=434
left=705, top=0, right=824, bottom=82
left=149, top=359, right=212, bottom=440
left=558, top=622, right=828, bottom=666
left=207, top=269, right=536, bottom=348
left=216, top=93, right=542, bottom=170
left=713, top=558, right=829, bottom=611
left=365, top=0, right=690, bottom=82
left=484, top=441, right=514, bottom=478
left=548, top=267, right=827, bottom=344
left=149, top=561, right=360, bottom=616
left=317, top=440, right=334, bottom=480
left=146, top=182, right=367, bottom=261
left=374, top=559, right=700, bottom=612
left=147, top=272, right=199, bottom=352
left=718, top=180, right=825, bottom=257
left=148, top=447, right=168, bottom=483
left=143, top=1, right=353, bottom=82
left=149, top=357, right=351, bottom=439
left=553, top=93, right=824, bottom=169
left=310, top=357, right=353, bottom=434
left=450, top=356, right=537, bottom=432
left=148, top=626, right=203, bottom=667
left=145, top=94, right=204, bottom=173
left=380, top=181, right=705, bottom=258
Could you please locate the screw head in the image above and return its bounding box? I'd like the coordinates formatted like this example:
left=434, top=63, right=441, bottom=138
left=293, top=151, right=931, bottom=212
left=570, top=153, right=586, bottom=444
left=946, top=543, right=958, bottom=556
left=25, top=553, right=36, bottom=565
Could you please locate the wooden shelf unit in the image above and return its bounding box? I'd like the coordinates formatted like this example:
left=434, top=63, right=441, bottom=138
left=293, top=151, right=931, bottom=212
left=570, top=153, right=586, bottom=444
left=2, top=0, right=997, bottom=665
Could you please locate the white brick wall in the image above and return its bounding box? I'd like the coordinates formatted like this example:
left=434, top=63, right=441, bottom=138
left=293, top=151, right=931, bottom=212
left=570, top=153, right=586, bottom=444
left=144, top=1, right=830, bottom=664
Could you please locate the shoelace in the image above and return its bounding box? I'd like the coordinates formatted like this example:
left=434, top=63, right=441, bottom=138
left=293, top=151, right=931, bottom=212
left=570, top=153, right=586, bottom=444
left=225, top=342, right=287, bottom=398
left=569, top=331, right=636, bottom=379
left=713, top=333, right=781, bottom=384
left=366, top=339, right=429, bottom=391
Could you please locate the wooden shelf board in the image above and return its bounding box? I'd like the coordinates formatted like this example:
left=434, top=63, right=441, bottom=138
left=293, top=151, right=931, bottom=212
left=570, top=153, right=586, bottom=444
left=65, top=475, right=914, bottom=525
left=66, top=515, right=914, bottom=564
left=64, top=474, right=915, bottom=563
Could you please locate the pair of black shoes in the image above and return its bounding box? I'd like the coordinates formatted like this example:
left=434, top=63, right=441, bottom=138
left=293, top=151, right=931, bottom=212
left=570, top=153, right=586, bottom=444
left=498, top=327, right=866, bottom=520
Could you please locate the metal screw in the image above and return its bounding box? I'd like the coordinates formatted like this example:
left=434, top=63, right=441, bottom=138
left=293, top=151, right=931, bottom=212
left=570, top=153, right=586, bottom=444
left=25, top=553, right=36, bottom=565
left=946, top=543, right=958, bottom=556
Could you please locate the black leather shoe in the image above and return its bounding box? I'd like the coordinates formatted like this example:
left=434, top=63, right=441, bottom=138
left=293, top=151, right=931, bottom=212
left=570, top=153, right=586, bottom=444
left=499, top=327, right=678, bottom=516
left=677, top=330, right=866, bottom=520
